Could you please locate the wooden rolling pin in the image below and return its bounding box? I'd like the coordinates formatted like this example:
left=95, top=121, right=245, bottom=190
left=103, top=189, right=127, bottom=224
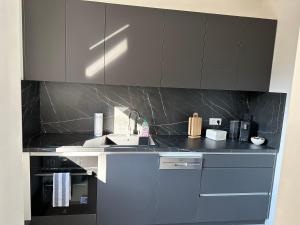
left=188, top=113, right=202, bottom=139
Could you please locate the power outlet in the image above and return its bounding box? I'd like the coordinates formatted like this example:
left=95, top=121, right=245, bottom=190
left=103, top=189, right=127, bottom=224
left=209, top=118, right=222, bottom=126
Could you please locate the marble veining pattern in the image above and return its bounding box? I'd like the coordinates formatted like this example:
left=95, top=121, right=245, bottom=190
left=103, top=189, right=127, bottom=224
left=22, top=81, right=286, bottom=148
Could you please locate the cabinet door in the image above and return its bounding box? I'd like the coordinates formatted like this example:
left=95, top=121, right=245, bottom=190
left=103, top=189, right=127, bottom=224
left=200, top=168, right=274, bottom=194
left=197, top=195, right=270, bottom=222
left=105, top=4, right=163, bottom=87
left=156, top=169, right=201, bottom=224
left=23, top=0, right=65, bottom=81
left=201, top=14, right=242, bottom=90
left=161, top=11, right=205, bottom=89
left=237, top=18, right=276, bottom=91
left=97, top=154, right=159, bottom=225
left=66, top=0, right=105, bottom=84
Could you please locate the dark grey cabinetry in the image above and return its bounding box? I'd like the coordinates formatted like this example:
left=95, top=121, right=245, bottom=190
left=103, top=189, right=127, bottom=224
left=237, top=18, right=277, bottom=91
left=201, top=14, right=242, bottom=90
left=156, top=168, right=202, bottom=224
left=161, top=11, right=205, bottom=89
left=97, top=154, right=159, bottom=225
left=197, top=153, right=275, bottom=223
left=23, top=0, right=66, bottom=81
left=201, top=15, right=276, bottom=91
left=105, top=4, right=164, bottom=87
left=198, top=195, right=270, bottom=223
left=66, top=0, right=105, bottom=84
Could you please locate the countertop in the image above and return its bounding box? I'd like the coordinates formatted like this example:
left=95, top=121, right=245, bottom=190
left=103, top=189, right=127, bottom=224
left=23, top=133, right=277, bottom=154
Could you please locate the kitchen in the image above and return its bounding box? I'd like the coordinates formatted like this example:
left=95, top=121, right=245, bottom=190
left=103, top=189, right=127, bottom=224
left=7, top=0, right=292, bottom=225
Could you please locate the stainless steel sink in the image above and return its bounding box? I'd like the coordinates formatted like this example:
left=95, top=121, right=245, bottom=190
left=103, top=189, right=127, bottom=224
left=82, top=134, right=156, bottom=148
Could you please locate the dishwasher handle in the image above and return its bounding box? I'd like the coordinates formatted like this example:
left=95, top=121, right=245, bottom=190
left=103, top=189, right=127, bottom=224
left=159, top=157, right=203, bottom=170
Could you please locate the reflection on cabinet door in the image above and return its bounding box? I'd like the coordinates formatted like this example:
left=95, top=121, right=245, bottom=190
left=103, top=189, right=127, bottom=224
left=66, top=0, right=105, bottom=84
left=201, top=14, right=242, bottom=90
left=105, top=4, right=164, bottom=87
left=23, top=0, right=65, bottom=82
left=237, top=18, right=276, bottom=92
left=161, top=10, right=205, bottom=89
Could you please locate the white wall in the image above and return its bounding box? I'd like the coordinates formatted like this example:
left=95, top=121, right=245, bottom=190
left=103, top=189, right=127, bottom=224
left=0, top=0, right=24, bottom=225
left=260, top=1, right=300, bottom=225
left=89, top=0, right=275, bottom=19
left=274, top=30, right=300, bottom=225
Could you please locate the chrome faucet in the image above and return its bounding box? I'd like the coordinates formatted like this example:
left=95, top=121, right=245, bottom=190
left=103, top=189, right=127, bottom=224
left=128, top=109, right=141, bottom=135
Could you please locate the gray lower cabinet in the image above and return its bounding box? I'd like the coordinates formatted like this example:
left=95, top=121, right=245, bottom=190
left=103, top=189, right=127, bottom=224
left=156, top=169, right=202, bottom=224
left=23, top=0, right=66, bottom=81
left=161, top=10, right=205, bottom=89
left=96, top=153, right=275, bottom=225
left=66, top=0, right=105, bottom=84
left=197, top=153, right=275, bottom=223
left=105, top=4, right=164, bottom=87
left=197, top=195, right=270, bottom=222
left=97, top=154, right=159, bottom=225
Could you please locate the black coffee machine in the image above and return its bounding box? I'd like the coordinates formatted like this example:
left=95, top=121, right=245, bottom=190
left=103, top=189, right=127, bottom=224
left=239, top=114, right=252, bottom=142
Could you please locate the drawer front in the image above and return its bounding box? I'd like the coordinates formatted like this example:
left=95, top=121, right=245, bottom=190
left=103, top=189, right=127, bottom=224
left=197, top=195, right=270, bottom=222
left=203, top=154, right=275, bottom=168
left=200, top=168, right=274, bottom=194
left=31, top=214, right=96, bottom=225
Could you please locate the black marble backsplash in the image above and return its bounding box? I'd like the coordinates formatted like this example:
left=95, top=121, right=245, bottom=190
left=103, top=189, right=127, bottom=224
left=21, top=81, right=286, bottom=148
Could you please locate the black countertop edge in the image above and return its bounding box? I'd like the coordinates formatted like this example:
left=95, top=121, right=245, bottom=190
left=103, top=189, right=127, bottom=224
left=23, top=134, right=277, bottom=153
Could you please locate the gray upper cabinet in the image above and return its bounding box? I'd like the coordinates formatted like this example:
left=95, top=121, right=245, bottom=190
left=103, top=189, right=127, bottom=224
left=201, top=14, right=276, bottom=91
left=201, top=14, right=242, bottom=90
left=23, top=0, right=66, bottom=81
left=105, top=4, right=164, bottom=87
left=66, top=0, right=105, bottom=84
left=237, top=18, right=277, bottom=91
left=161, top=10, right=205, bottom=89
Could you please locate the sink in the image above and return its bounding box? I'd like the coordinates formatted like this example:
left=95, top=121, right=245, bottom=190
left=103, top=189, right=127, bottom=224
left=106, top=134, right=156, bottom=146
left=82, top=136, right=115, bottom=148
left=82, top=134, right=156, bottom=148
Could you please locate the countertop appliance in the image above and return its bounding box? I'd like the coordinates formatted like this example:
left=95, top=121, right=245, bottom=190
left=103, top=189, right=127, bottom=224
left=30, top=155, right=98, bottom=217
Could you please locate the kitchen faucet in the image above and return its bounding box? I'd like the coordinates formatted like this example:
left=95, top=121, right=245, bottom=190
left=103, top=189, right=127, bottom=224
left=128, top=109, right=141, bottom=136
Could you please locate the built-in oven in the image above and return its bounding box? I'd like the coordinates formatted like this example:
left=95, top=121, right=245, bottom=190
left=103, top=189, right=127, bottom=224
left=30, top=155, right=98, bottom=217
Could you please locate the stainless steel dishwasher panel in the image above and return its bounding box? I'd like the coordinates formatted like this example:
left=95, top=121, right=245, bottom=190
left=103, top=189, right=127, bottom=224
left=159, top=157, right=203, bottom=170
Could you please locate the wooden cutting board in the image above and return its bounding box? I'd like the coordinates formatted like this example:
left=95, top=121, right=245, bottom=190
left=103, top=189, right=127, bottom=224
left=188, top=113, right=202, bottom=139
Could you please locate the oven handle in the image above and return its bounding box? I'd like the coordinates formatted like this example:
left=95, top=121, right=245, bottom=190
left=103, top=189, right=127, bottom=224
left=33, top=171, right=94, bottom=177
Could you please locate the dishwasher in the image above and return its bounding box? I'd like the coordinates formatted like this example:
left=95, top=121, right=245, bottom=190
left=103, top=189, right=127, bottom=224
left=156, top=156, right=203, bottom=225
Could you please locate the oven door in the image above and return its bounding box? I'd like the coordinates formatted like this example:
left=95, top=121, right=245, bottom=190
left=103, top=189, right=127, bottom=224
left=30, top=156, right=97, bottom=216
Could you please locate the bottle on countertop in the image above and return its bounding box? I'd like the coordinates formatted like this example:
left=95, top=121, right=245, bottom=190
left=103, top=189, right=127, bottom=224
left=140, top=119, right=150, bottom=137
left=94, top=113, right=103, bottom=137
